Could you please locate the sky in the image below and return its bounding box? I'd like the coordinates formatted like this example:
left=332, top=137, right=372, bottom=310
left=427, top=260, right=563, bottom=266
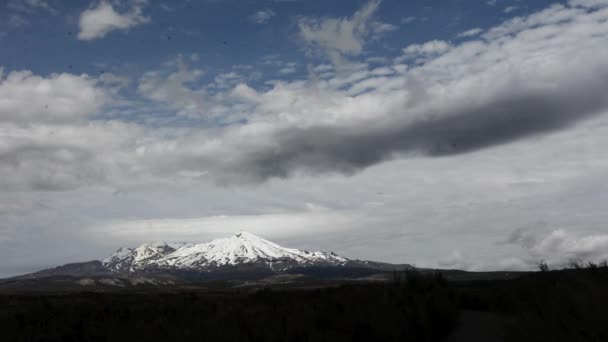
left=2, top=0, right=608, bottom=277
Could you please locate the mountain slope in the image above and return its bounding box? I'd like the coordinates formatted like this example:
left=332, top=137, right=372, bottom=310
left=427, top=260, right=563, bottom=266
left=14, top=261, right=108, bottom=280
left=103, top=242, right=184, bottom=272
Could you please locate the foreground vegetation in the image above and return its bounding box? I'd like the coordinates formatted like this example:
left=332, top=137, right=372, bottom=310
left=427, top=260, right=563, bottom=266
left=457, top=262, right=608, bottom=341
left=1, top=264, right=607, bottom=341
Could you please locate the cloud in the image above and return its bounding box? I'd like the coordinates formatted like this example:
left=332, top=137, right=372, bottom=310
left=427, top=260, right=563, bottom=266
left=298, top=0, right=382, bottom=65
left=503, top=6, right=520, bottom=14
left=223, top=2, right=608, bottom=181
left=0, top=121, right=142, bottom=191
left=91, top=211, right=356, bottom=245
left=401, top=40, right=451, bottom=60
left=438, top=250, right=469, bottom=269
left=6, top=0, right=58, bottom=28
left=0, top=68, right=135, bottom=191
left=483, top=2, right=588, bottom=40
left=370, top=22, right=398, bottom=39
left=198, top=80, right=606, bottom=183
left=278, top=62, right=297, bottom=75
left=401, top=16, right=417, bottom=24
left=534, top=230, right=608, bottom=263
left=249, top=9, right=275, bottom=24
left=159, top=3, right=174, bottom=12
left=3, top=0, right=608, bottom=190
left=8, top=14, right=29, bottom=28
left=137, top=56, right=207, bottom=118
left=214, top=72, right=243, bottom=89
left=457, top=27, right=483, bottom=38
left=111, top=1, right=608, bottom=185
left=0, top=69, right=106, bottom=124
left=570, top=0, right=608, bottom=8
left=5, top=0, right=608, bottom=278
left=7, top=0, right=57, bottom=14
left=504, top=229, right=608, bottom=266
left=78, top=0, right=149, bottom=41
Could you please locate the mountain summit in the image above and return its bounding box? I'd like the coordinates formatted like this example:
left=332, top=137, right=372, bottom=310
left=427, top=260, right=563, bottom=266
left=103, top=232, right=348, bottom=273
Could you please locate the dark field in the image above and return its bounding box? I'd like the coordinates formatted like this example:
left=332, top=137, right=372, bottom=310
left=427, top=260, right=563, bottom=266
left=2, top=266, right=607, bottom=342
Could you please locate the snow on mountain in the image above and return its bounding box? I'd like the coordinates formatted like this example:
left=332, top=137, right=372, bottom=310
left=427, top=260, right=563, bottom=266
left=103, top=232, right=348, bottom=272
left=103, top=242, right=193, bottom=272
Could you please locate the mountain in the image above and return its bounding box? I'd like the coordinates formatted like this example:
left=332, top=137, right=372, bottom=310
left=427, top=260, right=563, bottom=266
left=1, top=232, right=414, bottom=291
left=103, top=231, right=349, bottom=273
left=0, top=232, right=526, bottom=293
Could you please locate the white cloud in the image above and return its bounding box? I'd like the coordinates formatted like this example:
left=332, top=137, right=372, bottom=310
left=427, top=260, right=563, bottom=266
left=78, top=0, right=150, bottom=41
left=6, top=0, right=57, bottom=28
left=249, top=9, right=275, bottom=24
left=534, top=230, right=608, bottom=260
left=400, top=40, right=451, bottom=61
left=457, top=27, right=483, bottom=38
left=570, top=0, right=608, bottom=8
left=505, top=229, right=608, bottom=267
left=8, top=0, right=57, bottom=14
left=137, top=57, right=206, bottom=118
left=214, top=72, right=242, bottom=88
left=401, top=16, right=417, bottom=24
left=8, top=14, right=29, bottom=28
left=370, top=21, right=398, bottom=39
left=159, top=3, right=174, bottom=12
left=278, top=62, right=297, bottom=75
left=298, top=0, right=382, bottom=65
left=0, top=70, right=106, bottom=124
left=483, top=3, right=585, bottom=40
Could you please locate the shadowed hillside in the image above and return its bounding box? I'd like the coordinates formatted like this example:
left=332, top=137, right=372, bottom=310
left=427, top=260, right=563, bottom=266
left=2, top=264, right=607, bottom=342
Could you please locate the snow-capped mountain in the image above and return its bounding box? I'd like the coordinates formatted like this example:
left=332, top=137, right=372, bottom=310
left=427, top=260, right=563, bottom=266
left=103, top=232, right=348, bottom=272
left=4, top=232, right=415, bottom=288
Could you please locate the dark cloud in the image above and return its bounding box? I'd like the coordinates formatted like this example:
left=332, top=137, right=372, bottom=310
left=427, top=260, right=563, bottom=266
left=0, top=143, right=103, bottom=191
left=229, top=73, right=608, bottom=182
